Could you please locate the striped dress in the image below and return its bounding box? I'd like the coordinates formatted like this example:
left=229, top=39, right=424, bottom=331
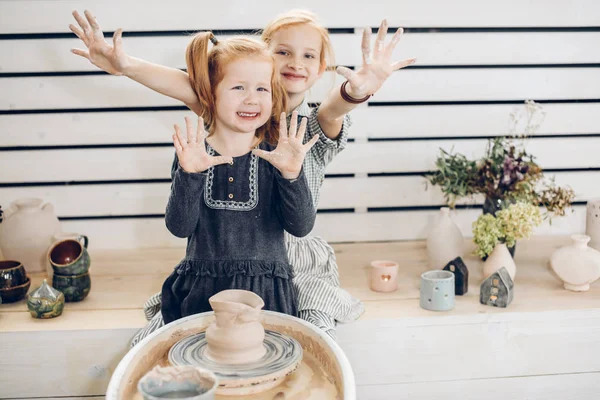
left=130, top=100, right=365, bottom=347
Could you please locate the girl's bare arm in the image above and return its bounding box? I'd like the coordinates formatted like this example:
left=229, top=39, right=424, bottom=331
left=70, top=10, right=202, bottom=115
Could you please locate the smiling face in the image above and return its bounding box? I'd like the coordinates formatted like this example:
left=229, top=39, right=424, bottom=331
left=213, top=56, right=274, bottom=135
left=269, top=24, right=325, bottom=98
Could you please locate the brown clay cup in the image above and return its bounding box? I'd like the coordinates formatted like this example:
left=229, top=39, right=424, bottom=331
left=48, top=236, right=90, bottom=276
left=0, top=260, right=28, bottom=289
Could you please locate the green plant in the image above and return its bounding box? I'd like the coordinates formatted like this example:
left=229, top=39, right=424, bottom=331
left=472, top=202, right=543, bottom=258
left=426, top=101, right=575, bottom=219
left=426, top=149, right=479, bottom=208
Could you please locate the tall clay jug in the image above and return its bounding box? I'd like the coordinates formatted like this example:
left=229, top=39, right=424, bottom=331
left=0, top=198, right=61, bottom=273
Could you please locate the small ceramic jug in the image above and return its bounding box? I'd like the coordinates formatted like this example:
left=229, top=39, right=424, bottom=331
left=205, top=290, right=266, bottom=365
left=0, top=198, right=61, bottom=273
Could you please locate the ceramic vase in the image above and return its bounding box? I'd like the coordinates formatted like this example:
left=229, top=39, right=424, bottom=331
left=426, top=207, right=464, bottom=269
left=483, top=243, right=517, bottom=280
left=550, top=234, right=600, bottom=292
left=586, top=199, right=600, bottom=251
left=205, top=290, right=266, bottom=365
left=482, top=196, right=516, bottom=258
left=0, top=198, right=61, bottom=273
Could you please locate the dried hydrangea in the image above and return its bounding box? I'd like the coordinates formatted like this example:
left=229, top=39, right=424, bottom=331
left=472, top=202, right=542, bottom=258
left=472, top=213, right=503, bottom=258
left=496, top=202, right=542, bottom=248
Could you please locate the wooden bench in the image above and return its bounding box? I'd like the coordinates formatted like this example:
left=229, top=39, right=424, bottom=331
left=1, top=235, right=599, bottom=399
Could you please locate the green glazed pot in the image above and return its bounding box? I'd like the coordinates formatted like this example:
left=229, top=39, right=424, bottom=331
left=27, top=279, right=65, bottom=318
left=52, top=272, right=91, bottom=302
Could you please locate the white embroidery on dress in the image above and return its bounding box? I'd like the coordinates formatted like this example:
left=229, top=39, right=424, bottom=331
left=204, top=146, right=259, bottom=211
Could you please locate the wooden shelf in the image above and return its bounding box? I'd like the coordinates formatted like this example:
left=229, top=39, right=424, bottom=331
left=2, top=235, right=600, bottom=399
left=2, top=235, right=598, bottom=332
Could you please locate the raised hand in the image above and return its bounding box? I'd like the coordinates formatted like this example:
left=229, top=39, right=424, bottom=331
left=252, top=111, right=319, bottom=179
left=69, top=10, right=129, bottom=75
left=173, top=117, right=233, bottom=173
left=336, top=19, right=416, bottom=99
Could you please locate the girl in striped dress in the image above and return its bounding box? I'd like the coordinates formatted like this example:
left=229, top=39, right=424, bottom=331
left=69, top=9, right=415, bottom=343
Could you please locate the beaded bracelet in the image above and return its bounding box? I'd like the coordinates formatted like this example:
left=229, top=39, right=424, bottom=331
left=340, top=80, right=371, bottom=104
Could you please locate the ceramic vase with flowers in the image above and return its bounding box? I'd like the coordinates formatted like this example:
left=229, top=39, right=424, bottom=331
left=473, top=202, right=542, bottom=280
left=426, top=101, right=575, bottom=260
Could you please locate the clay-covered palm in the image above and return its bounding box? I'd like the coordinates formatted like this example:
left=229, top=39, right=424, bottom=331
left=336, top=19, right=417, bottom=98
left=252, top=111, right=319, bottom=179
left=69, top=10, right=129, bottom=75
left=173, top=117, right=233, bottom=173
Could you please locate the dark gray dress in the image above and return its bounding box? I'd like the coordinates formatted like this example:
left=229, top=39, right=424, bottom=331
left=160, top=142, right=316, bottom=324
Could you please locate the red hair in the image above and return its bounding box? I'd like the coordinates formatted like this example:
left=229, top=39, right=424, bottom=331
left=186, top=32, right=287, bottom=145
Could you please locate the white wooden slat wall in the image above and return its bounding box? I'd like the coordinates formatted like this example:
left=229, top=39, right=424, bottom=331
left=1, top=0, right=599, bottom=32
left=4, top=32, right=600, bottom=73
left=4, top=103, right=600, bottom=147
left=1, top=0, right=599, bottom=249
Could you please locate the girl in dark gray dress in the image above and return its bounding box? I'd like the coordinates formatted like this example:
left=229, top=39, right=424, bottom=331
left=69, top=10, right=413, bottom=343
left=161, top=32, right=319, bottom=324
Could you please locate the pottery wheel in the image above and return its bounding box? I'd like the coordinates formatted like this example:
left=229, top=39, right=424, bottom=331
left=168, top=329, right=303, bottom=395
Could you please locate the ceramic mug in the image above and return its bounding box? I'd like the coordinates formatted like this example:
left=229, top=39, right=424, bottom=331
left=420, top=270, right=455, bottom=311
left=48, top=235, right=90, bottom=276
left=52, top=271, right=91, bottom=302
left=0, top=260, right=28, bottom=289
left=52, top=232, right=89, bottom=249
left=369, top=260, right=399, bottom=292
left=138, top=365, right=218, bottom=400
left=46, top=232, right=87, bottom=278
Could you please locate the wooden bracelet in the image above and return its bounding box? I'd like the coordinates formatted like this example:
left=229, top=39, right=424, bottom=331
left=340, top=80, right=371, bottom=104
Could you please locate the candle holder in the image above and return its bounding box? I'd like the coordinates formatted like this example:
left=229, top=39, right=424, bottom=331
left=420, top=270, right=455, bottom=311
left=369, top=260, right=399, bottom=292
